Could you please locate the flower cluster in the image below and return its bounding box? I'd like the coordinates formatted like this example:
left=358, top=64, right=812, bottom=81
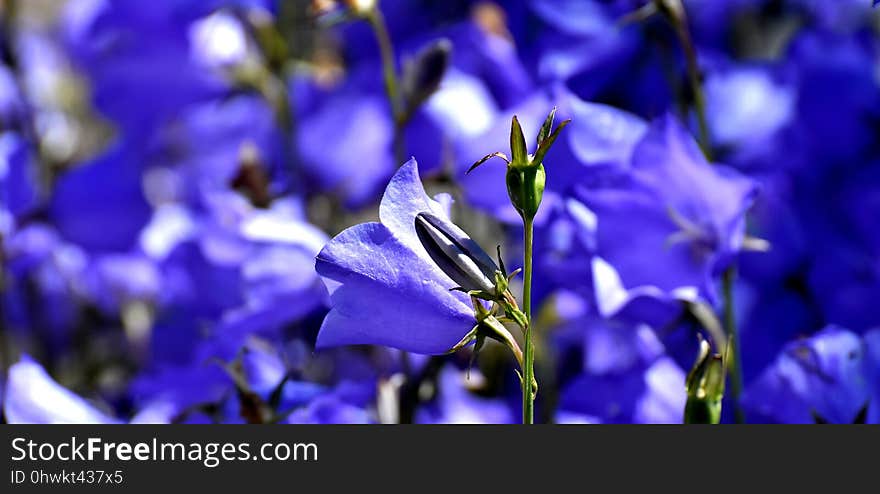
left=1, top=0, right=879, bottom=424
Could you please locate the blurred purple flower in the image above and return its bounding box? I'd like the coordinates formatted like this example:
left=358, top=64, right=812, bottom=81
left=576, top=115, right=758, bottom=323
left=61, top=0, right=233, bottom=137
left=416, top=366, right=516, bottom=424
left=704, top=63, right=795, bottom=152
left=742, top=326, right=877, bottom=423
left=564, top=96, right=647, bottom=171
left=0, top=67, right=29, bottom=132
left=297, top=73, right=395, bottom=208
left=556, top=318, right=686, bottom=424
left=49, top=143, right=152, bottom=252
left=285, top=394, right=372, bottom=424
left=3, top=225, right=85, bottom=345
left=0, top=133, right=40, bottom=229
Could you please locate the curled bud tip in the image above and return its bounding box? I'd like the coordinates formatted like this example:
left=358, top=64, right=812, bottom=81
left=402, top=38, right=452, bottom=116
left=415, top=212, right=499, bottom=293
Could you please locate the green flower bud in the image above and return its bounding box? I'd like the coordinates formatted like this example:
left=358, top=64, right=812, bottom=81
left=684, top=339, right=726, bottom=424
left=467, top=109, right=568, bottom=223
left=506, top=163, right=545, bottom=222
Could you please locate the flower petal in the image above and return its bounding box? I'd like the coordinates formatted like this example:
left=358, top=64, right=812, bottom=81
left=3, top=355, right=119, bottom=424
left=315, top=222, right=473, bottom=354
left=378, top=159, right=451, bottom=260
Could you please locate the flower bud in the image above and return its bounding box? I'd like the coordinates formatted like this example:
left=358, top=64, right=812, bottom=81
left=401, top=39, right=451, bottom=117
left=684, top=339, right=725, bottom=424
left=506, top=163, right=545, bottom=222
left=467, top=109, right=568, bottom=223
left=414, top=212, right=499, bottom=293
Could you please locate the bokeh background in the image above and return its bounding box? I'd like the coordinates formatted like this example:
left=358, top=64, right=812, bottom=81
left=1, top=0, right=879, bottom=424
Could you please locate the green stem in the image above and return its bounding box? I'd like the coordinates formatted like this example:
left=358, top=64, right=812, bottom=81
left=722, top=267, right=745, bottom=423
left=365, top=7, right=406, bottom=165
left=522, top=217, right=535, bottom=424
left=671, top=22, right=712, bottom=160
left=665, top=5, right=744, bottom=422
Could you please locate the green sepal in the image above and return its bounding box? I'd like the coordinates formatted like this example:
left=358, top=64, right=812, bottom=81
left=537, top=107, right=557, bottom=146
left=467, top=152, right=509, bottom=174
left=509, top=115, right=529, bottom=167
left=532, top=118, right=570, bottom=167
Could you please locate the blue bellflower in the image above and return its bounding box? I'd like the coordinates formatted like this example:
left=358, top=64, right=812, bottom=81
left=576, top=115, right=758, bottom=323
left=315, top=159, right=479, bottom=354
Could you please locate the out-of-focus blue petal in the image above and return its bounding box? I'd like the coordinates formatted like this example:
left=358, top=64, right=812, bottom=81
left=416, top=366, right=515, bottom=424
left=705, top=65, right=795, bottom=149
left=298, top=91, right=394, bottom=208
left=559, top=356, right=686, bottom=424
left=528, top=0, right=614, bottom=37
left=743, top=326, right=872, bottom=423
left=787, top=31, right=879, bottom=167
left=3, top=355, right=119, bottom=424
left=0, top=133, right=40, bottom=222
left=0, top=67, right=27, bottom=128
left=49, top=144, right=152, bottom=252
left=61, top=0, right=230, bottom=136
left=285, top=394, right=372, bottom=424
left=571, top=115, right=758, bottom=318
left=81, top=254, right=161, bottom=314
left=566, top=96, right=647, bottom=170
left=170, top=95, right=285, bottom=198
left=422, top=68, right=499, bottom=146
left=129, top=362, right=231, bottom=422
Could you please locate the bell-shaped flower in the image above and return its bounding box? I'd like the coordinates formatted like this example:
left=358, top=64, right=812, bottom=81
left=571, top=114, right=758, bottom=324
left=315, top=159, right=486, bottom=354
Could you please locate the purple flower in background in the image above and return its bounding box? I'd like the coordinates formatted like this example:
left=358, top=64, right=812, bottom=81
left=564, top=96, right=647, bottom=171
left=315, top=159, right=477, bottom=354
left=297, top=72, right=396, bottom=208
left=3, top=225, right=85, bottom=347
left=703, top=63, right=795, bottom=154
left=285, top=393, right=372, bottom=424
left=556, top=317, right=687, bottom=424
left=416, top=366, right=516, bottom=424
left=61, top=0, right=232, bottom=137
left=0, top=67, right=29, bottom=129
left=49, top=143, right=152, bottom=252
left=4, top=0, right=880, bottom=426
left=0, top=133, right=40, bottom=231
left=742, top=326, right=878, bottom=424
left=576, top=115, right=758, bottom=323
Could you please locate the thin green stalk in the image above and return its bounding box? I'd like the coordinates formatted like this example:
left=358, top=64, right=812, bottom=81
left=663, top=4, right=745, bottom=422
left=675, top=24, right=712, bottom=159
left=365, top=7, right=406, bottom=165
left=522, top=217, right=535, bottom=424
left=723, top=267, right=745, bottom=423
